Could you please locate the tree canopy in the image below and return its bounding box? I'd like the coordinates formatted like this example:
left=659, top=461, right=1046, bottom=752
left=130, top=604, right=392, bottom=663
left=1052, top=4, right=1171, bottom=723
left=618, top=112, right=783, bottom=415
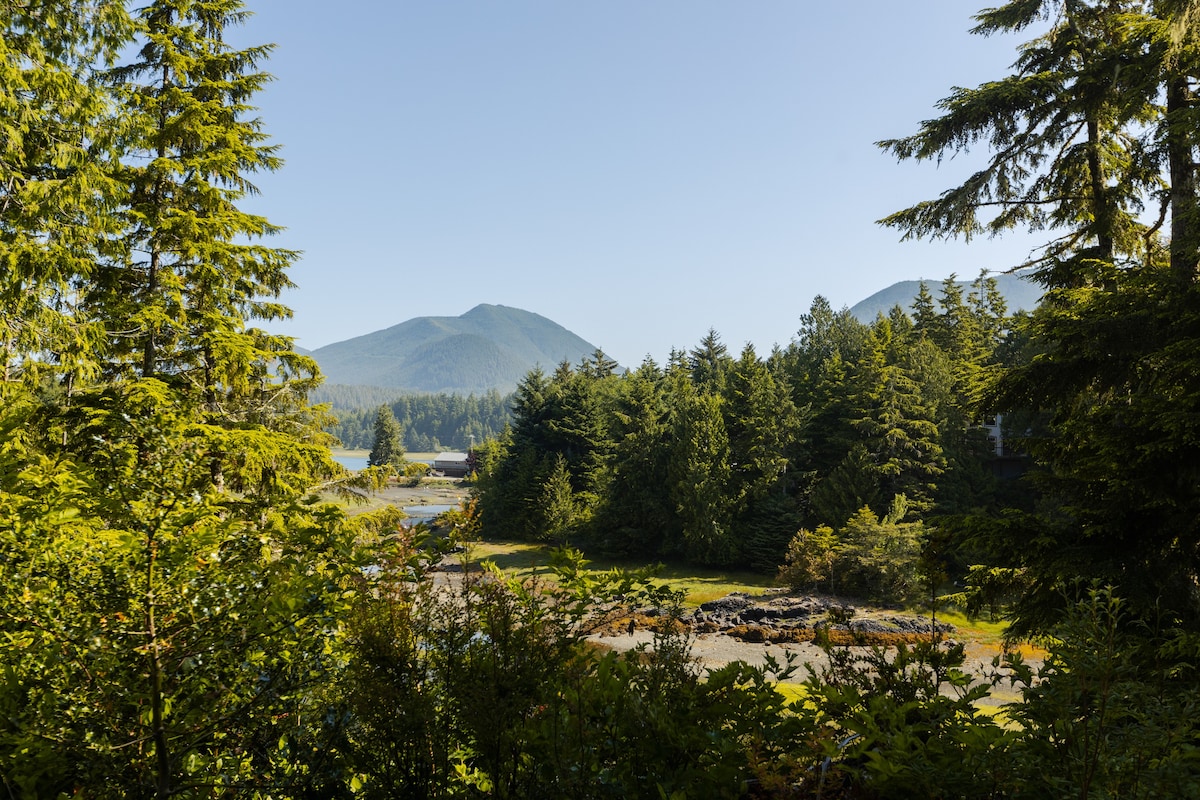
left=880, top=0, right=1200, bottom=634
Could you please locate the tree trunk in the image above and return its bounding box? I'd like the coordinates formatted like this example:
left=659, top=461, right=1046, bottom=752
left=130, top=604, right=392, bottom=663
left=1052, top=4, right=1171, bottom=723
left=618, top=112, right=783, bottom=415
left=1167, top=74, right=1198, bottom=284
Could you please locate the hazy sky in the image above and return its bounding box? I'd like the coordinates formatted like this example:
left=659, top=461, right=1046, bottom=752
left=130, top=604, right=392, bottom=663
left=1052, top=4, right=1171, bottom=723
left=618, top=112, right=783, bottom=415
left=233, top=2, right=1048, bottom=368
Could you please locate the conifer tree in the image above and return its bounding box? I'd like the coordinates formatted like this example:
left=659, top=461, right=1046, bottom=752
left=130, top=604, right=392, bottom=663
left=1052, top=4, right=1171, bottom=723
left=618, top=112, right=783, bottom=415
left=368, top=404, right=405, bottom=468
left=689, top=328, right=733, bottom=393
left=910, top=281, right=938, bottom=335
left=539, top=453, right=578, bottom=542
left=882, top=1, right=1200, bottom=632
left=0, top=1, right=131, bottom=384
left=92, top=0, right=301, bottom=399
left=0, top=6, right=376, bottom=793
left=878, top=1, right=1160, bottom=285
left=786, top=297, right=870, bottom=491
left=76, top=0, right=334, bottom=498
left=667, top=380, right=734, bottom=565
left=595, top=359, right=677, bottom=555
left=847, top=318, right=945, bottom=517
left=724, top=343, right=800, bottom=511
left=477, top=369, right=551, bottom=539
left=542, top=362, right=609, bottom=504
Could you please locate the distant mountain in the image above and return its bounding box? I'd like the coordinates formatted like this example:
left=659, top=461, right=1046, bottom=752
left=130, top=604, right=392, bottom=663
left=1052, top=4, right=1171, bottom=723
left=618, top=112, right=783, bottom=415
left=848, top=272, right=1044, bottom=323
left=309, top=304, right=599, bottom=393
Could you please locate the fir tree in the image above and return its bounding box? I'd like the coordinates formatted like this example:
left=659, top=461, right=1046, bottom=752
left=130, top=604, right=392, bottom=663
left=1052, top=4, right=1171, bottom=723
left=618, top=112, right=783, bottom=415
left=689, top=328, right=733, bottom=393
left=667, top=380, right=734, bottom=565
left=847, top=318, right=945, bottom=517
left=368, top=404, right=405, bottom=468
left=93, top=0, right=301, bottom=398
left=594, top=359, right=677, bottom=556
left=724, top=343, right=800, bottom=512
left=882, top=1, right=1200, bottom=632
left=0, top=7, right=377, bottom=792
left=0, top=1, right=131, bottom=384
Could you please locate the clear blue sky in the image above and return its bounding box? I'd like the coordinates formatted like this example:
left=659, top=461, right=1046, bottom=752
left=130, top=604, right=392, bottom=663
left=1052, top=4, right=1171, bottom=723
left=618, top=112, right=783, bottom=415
left=234, top=2, right=1047, bottom=368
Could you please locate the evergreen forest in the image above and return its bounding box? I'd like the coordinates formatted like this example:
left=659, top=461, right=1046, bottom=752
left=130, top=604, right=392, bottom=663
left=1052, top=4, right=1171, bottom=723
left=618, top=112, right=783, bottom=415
left=3, top=1, right=1200, bottom=797
left=475, top=288, right=1008, bottom=586
left=314, top=385, right=512, bottom=453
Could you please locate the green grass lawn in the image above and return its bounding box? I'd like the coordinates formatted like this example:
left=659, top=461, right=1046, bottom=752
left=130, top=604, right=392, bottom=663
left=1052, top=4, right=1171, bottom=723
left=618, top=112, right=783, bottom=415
left=463, top=540, right=777, bottom=607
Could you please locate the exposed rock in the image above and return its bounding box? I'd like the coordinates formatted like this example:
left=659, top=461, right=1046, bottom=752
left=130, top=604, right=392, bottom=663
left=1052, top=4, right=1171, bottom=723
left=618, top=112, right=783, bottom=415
left=698, top=595, right=754, bottom=614
left=654, top=591, right=955, bottom=644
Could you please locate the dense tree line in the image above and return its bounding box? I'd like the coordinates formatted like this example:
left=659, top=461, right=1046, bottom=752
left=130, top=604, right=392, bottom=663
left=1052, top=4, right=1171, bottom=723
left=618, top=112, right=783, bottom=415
left=315, top=386, right=512, bottom=452
left=476, top=280, right=1006, bottom=587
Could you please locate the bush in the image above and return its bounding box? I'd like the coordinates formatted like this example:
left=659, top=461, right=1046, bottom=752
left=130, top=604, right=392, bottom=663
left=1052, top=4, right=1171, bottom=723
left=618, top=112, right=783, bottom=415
left=778, top=498, right=924, bottom=606
left=777, top=524, right=837, bottom=592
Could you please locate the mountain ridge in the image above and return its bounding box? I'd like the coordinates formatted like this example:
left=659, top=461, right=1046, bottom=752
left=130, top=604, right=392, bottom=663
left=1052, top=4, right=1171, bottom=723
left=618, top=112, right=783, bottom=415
left=847, top=272, right=1043, bottom=322
left=309, top=276, right=1047, bottom=394
left=310, top=303, right=598, bottom=394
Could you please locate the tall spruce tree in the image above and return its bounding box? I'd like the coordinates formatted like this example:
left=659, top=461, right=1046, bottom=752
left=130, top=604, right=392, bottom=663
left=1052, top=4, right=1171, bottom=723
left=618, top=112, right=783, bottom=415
left=594, top=359, right=677, bottom=556
left=689, top=328, right=733, bottom=393
left=847, top=317, right=945, bottom=518
left=882, top=1, right=1200, bottom=632
left=477, top=368, right=554, bottom=539
left=93, top=0, right=302, bottom=400
left=89, top=0, right=334, bottom=497
left=878, top=1, right=1160, bottom=285
left=667, top=378, right=735, bottom=565
left=724, top=343, right=800, bottom=512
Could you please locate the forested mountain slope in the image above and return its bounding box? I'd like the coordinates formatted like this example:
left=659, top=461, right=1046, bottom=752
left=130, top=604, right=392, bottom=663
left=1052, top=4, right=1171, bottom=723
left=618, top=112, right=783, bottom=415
left=309, top=304, right=600, bottom=393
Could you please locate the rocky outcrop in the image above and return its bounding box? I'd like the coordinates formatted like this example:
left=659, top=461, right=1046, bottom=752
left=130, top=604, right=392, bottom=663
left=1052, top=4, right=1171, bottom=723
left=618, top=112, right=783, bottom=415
left=615, top=591, right=956, bottom=646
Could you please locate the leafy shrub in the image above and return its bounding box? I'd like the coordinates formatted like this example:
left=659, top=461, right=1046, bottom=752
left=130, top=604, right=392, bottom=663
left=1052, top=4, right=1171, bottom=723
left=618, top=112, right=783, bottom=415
left=1003, top=586, right=1200, bottom=798
left=779, top=498, right=923, bottom=606
left=777, top=524, right=838, bottom=592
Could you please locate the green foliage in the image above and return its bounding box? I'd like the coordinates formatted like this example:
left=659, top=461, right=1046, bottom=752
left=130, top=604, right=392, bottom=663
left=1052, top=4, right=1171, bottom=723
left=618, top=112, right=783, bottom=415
left=878, top=3, right=1160, bottom=271
left=95, top=0, right=300, bottom=392
left=0, top=0, right=133, bottom=386
left=0, top=5, right=377, bottom=794
left=667, top=383, right=735, bottom=565
left=368, top=404, right=405, bottom=468
left=810, top=443, right=883, bottom=528
left=738, top=493, right=805, bottom=574
left=592, top=359, right=677, bottom=557
left=13, top=3, right=1200, bottom=792
left=777, top=524, right=838, bottom=592
left=1003, top=586, right=1200, bottom=798
left=341, top=545, right=792, bottom=798
left=847, top=318, right=946, bottom=516
left=723, top=342, right=802, bottom=514
left=0, top=381, right=377, bottom=796
left=780, top=499, right=925, bottom=606
left=979, top=271, right=1200, bottom=633
left=835, top=501, right=925, bottom=606
left=474, top=307, right=1000, bottom=587
left=688, top=327, right=733, bottom=392
left=318, top=386, right=512, bottom=451
left=881, top=0, right=1200, bottom=635
left=799, top=634, right=1014, bottom=799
